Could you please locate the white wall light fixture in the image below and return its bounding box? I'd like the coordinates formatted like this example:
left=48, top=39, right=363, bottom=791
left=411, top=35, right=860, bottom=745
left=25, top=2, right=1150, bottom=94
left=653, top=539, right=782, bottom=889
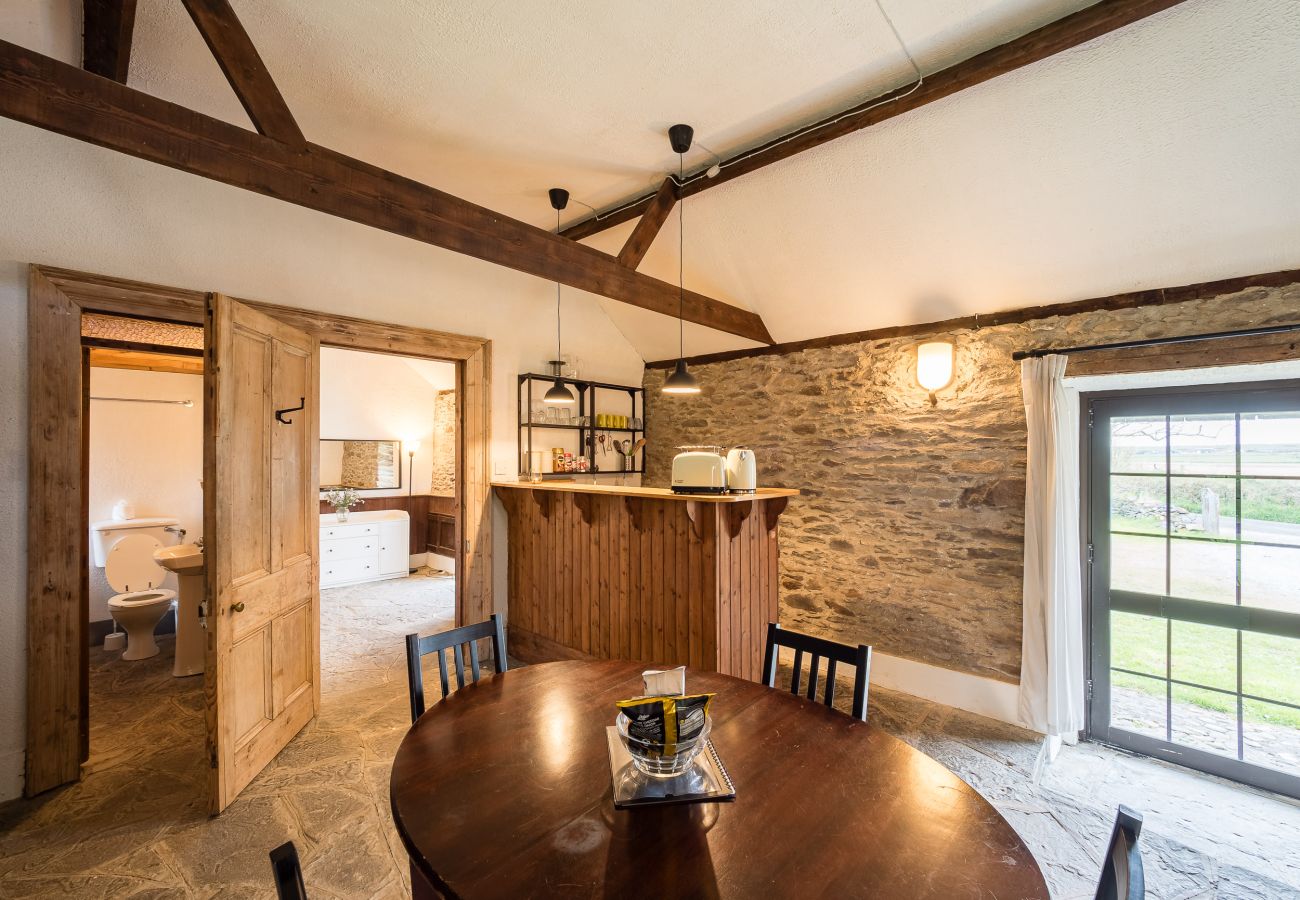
left=916, top=340, right=955, bottom=404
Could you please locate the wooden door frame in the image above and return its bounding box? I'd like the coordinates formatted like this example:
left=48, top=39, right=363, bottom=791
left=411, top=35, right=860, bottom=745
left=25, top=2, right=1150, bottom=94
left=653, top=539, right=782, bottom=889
left=25, top=265, right=492, bottom=797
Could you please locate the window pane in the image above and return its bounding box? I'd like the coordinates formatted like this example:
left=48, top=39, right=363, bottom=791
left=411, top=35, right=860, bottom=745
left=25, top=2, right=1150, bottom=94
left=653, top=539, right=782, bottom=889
left=1241, top=545, right=1300, bottom=614
left=1171, top=620, right=1237, bottom=693
left=1240, top=477, right=1300, bottom=548
left=1242, top=631, right=1300, bottom=708
left=1240, top=412, right=1300, bottom=477
left=1111, top=475, right=1166, bottom=536
left=1170, top=414, right=1236, bottom=476
left=1111, top=416, right=1165, bottom=473
left=1170, top=477, right=1237, bottom=540
left=1171, top=684, right=1238, bottom=758
left=1112, top=671, right=1166, bottom=740
left=1111, top=533, right=1166, bottom=595
left=1170, top=537, right=1235, bottom=604
left=1242, top=699, right=1300, bottom=777
left=1112, top=611, right=1166, bottom=677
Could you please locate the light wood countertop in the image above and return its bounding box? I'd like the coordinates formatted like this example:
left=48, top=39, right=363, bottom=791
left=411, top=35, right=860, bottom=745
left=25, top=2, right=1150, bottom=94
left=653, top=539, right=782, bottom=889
left=491, top=481, right=798, bottom=503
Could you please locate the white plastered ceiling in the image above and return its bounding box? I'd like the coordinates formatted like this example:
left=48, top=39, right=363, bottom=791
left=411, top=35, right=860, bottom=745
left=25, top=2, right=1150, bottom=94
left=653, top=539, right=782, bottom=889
left=6, top=0, right=1300, bottom=361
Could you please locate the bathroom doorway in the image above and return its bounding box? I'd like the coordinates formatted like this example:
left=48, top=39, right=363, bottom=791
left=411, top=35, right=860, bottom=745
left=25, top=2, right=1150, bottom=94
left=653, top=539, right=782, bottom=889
left=83, top=330, right=208, bottom=789
left=25, top=266, right=494, bottom=803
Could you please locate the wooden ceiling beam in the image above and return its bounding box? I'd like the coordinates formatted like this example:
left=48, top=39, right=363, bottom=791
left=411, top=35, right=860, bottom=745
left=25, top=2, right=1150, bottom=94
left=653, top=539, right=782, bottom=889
left=562, top=0, right=1191, bottom=241
left=82, top=0, right=138, bottom=83
left=179, top=0, right=304, bottom=148
left=616, top=177, right=677, bottom=270
left=0, top=40, right=772, bottom=344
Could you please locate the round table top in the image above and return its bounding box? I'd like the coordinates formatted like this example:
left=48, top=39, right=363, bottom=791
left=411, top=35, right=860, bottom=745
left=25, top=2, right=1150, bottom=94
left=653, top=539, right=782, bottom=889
left=390, top=660, right=1048, bottom=899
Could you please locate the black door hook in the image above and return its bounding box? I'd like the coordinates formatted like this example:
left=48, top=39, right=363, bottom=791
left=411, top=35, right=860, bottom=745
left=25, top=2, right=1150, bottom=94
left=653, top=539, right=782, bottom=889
left=275, top=398, right=305, bottom=425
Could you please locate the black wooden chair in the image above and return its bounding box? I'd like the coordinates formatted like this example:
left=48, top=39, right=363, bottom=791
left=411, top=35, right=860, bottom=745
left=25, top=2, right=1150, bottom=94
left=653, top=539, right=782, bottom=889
left=269, top=841, right=307, bottom=900
left=1095, top=805, right=1145, bottom=900
left=761, top=622, right=872, bottom=721
left=405, top=614, right=508, bottom=723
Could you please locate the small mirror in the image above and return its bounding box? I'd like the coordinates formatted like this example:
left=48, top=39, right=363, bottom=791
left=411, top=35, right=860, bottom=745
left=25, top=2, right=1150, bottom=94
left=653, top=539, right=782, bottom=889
left=320, top=439, right=401, bottom=490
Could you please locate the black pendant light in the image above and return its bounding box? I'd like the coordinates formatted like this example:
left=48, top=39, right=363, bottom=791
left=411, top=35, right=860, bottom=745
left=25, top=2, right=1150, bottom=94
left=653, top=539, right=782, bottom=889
left=662, top=124, right=702, bottom=395
left=543, top=187, right=577, bottom=405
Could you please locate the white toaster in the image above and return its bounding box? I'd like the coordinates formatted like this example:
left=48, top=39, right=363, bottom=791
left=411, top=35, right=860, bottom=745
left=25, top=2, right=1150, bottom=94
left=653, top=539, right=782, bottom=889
left=671, top=449, right=728, bottom=494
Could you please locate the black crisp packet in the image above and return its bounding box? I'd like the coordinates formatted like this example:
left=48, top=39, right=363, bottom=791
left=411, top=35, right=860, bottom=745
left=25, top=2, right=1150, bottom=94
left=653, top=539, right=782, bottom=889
left=615, top=693, right=715, bottom=756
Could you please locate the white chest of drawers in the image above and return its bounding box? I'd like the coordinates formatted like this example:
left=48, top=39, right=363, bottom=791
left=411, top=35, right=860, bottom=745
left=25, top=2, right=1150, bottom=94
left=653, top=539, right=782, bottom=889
left=320, top=509, right=410, bottom=588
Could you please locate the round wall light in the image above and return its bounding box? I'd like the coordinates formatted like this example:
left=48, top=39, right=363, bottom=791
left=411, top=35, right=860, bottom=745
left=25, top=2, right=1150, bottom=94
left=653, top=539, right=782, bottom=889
left=916, top=340, right=955, bottom=402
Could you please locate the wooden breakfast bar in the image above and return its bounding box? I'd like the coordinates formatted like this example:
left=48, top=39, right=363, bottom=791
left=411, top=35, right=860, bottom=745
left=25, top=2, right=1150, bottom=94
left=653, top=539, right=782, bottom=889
left=493, top=482, right=798, bottom=679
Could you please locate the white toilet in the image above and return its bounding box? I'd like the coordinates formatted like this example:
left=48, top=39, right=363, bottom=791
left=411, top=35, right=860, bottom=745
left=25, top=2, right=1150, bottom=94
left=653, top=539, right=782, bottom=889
left=92, top=518, right=179, bottom=661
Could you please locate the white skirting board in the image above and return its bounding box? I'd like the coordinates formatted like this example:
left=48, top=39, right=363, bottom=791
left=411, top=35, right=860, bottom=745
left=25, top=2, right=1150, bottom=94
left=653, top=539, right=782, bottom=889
left=868, top=651, right=1032, bottom=731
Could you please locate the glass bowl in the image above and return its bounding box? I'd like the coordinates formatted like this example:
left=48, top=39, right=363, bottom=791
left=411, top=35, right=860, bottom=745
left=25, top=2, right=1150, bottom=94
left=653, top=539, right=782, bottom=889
left=615, top=712, right=712, bottom=777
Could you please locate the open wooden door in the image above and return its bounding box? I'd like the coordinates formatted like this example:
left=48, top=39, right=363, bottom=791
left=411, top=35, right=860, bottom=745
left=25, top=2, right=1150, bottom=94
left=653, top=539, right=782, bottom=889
left=204, top=293, right=319, bottom=813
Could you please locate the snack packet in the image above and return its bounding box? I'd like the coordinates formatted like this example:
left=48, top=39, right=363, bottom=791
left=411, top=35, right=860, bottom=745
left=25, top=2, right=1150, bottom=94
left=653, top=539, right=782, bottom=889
left=616, top=692, right=715, bottom=756
left=616, top=696, right=677, bottom=753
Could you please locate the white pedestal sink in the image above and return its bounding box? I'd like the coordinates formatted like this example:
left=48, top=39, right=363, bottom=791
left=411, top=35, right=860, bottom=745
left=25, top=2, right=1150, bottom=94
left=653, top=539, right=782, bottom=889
left=154, top=543, right=205, bottom=677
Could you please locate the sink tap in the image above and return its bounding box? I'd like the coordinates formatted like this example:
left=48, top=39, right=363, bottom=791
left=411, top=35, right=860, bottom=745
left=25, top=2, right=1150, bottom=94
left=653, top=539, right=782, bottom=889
left=164, top=525, right=187, bottom=543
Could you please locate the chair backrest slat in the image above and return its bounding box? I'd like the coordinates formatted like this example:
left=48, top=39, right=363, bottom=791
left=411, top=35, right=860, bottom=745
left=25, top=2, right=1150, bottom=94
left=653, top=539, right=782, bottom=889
left=405, top=614, right=508, bottom=723
left=1095, top=805, right=1145, bottom=900
left=823, top=658, right=838, bottom=708
left=762, top=622, right=872, bottom=722
left=437, top=649, right=451, bottom=697
left=806, top=655, right=820, bottom=700
left=269, top=841, right=308, bottom=900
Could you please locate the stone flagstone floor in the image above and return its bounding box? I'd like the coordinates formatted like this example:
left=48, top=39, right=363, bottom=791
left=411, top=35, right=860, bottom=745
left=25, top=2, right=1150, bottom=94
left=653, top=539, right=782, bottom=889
left=1, top=569, right=1298, bottom=898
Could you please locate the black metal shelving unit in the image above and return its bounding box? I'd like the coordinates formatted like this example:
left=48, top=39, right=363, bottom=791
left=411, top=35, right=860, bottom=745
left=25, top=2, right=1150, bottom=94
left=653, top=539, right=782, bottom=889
left=517, top=373, right=645, bottom=478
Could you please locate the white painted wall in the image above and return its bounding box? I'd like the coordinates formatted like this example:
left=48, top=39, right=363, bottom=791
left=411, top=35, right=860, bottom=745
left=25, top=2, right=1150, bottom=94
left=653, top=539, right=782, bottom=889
left=87, top=369, right=204, bottom=623
left=319, top=348, right=456, bottom=499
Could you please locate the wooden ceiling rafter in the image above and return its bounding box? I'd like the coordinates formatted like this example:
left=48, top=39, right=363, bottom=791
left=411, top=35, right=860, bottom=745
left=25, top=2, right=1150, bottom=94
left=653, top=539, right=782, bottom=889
left=616, top=177, right=678, bottom=270
left=561, top=0, right=1192, bottom=242
left=3, top=16, right=772, bottom=343
left=179, top=0, right=305, bottom=148
left=82, top=0, right=138, bottom=83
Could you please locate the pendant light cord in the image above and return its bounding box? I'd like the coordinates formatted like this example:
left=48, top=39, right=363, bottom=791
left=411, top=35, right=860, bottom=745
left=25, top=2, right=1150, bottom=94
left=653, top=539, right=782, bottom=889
left=678, top=150, right=685, bottom=359
left=556, top=207, right=563, bottom=365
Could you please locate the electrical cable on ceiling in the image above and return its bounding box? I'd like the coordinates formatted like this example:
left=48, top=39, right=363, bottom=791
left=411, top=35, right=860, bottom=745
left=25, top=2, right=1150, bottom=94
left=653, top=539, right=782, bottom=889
left=580, top=0, right=922, bottom=224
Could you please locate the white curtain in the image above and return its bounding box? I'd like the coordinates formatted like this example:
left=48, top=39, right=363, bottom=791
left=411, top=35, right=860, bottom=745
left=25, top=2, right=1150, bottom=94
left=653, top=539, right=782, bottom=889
left=1019, top=355, right=1086, bottom=741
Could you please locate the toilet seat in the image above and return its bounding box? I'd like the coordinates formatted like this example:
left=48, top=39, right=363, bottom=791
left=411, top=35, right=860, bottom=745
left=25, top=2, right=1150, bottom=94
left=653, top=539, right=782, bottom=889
left=108, top=589, right=177, bottom=609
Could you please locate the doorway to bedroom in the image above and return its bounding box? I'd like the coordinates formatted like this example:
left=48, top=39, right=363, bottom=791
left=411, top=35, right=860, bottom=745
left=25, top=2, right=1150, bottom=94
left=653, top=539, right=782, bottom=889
left=1085, top=380, right=1300, bottom=799
left=317, top=347, right=460, bottom=701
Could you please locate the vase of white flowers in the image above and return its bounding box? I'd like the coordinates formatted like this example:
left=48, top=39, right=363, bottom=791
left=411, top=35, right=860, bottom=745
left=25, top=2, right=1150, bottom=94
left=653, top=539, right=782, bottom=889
left=323, top=489, right=364, bottom=522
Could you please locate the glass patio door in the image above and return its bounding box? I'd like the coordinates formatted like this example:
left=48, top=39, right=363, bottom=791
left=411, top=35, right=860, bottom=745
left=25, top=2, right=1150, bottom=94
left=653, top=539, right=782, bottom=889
left=1086, top=381, right=1300, bottom=799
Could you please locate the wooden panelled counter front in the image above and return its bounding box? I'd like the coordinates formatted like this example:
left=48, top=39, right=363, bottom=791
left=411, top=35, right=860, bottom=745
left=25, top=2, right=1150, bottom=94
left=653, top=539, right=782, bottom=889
left=494, top=483, right=798, bottom=679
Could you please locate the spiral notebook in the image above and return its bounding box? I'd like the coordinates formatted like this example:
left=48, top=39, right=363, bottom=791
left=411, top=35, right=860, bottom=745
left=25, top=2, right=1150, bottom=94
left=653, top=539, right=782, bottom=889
left=605, top=726, right=736, bottom=809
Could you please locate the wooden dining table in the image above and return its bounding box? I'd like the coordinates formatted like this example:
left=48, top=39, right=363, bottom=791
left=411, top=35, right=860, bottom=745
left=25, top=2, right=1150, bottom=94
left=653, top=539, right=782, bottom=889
left=389, top=660, right=1049, bottom=899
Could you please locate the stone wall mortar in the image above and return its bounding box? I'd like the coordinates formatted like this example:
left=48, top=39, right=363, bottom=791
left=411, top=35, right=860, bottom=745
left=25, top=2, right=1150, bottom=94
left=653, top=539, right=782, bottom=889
left=643, top=284, right=1300, bottom=682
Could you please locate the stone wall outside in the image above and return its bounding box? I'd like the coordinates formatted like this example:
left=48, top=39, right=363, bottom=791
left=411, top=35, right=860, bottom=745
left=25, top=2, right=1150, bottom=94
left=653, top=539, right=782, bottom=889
left=643, top=283, right=1300, bottom=683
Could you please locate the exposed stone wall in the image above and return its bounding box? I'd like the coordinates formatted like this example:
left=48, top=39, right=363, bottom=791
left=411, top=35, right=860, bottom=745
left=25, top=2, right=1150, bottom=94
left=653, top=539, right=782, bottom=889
left=430, top=390, right=456, bottom=497
left=340, top=440, right=381, bottom=488
left=644, top=283, right=1300, bottom=683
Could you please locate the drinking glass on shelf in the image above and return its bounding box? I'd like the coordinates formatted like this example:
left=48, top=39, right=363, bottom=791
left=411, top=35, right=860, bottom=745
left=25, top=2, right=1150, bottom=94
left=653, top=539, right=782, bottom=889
left=630, top=417, right=643, bottom=430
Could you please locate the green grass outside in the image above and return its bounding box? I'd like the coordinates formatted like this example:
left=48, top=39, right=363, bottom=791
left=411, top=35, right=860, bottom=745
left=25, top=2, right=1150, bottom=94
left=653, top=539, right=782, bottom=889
left=1111, top=611, right=1300, bottom=728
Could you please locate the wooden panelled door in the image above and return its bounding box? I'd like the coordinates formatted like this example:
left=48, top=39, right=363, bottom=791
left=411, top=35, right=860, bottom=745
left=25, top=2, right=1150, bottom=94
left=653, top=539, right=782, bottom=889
left=204, top=293, right=320, bottom=813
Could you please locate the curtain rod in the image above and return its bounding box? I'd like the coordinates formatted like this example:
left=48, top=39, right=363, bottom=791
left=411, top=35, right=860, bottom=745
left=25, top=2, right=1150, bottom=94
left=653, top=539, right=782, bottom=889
left=91, top=396, right=194, bottom=407
left=1011, top=323, right=1300, bottom=361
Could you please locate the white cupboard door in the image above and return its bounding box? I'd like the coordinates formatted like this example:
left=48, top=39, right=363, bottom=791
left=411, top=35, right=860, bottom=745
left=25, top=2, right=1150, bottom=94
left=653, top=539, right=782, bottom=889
left=205, top=293, right=319, bottom=814
left=378, top=519, right=409, bottom=575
